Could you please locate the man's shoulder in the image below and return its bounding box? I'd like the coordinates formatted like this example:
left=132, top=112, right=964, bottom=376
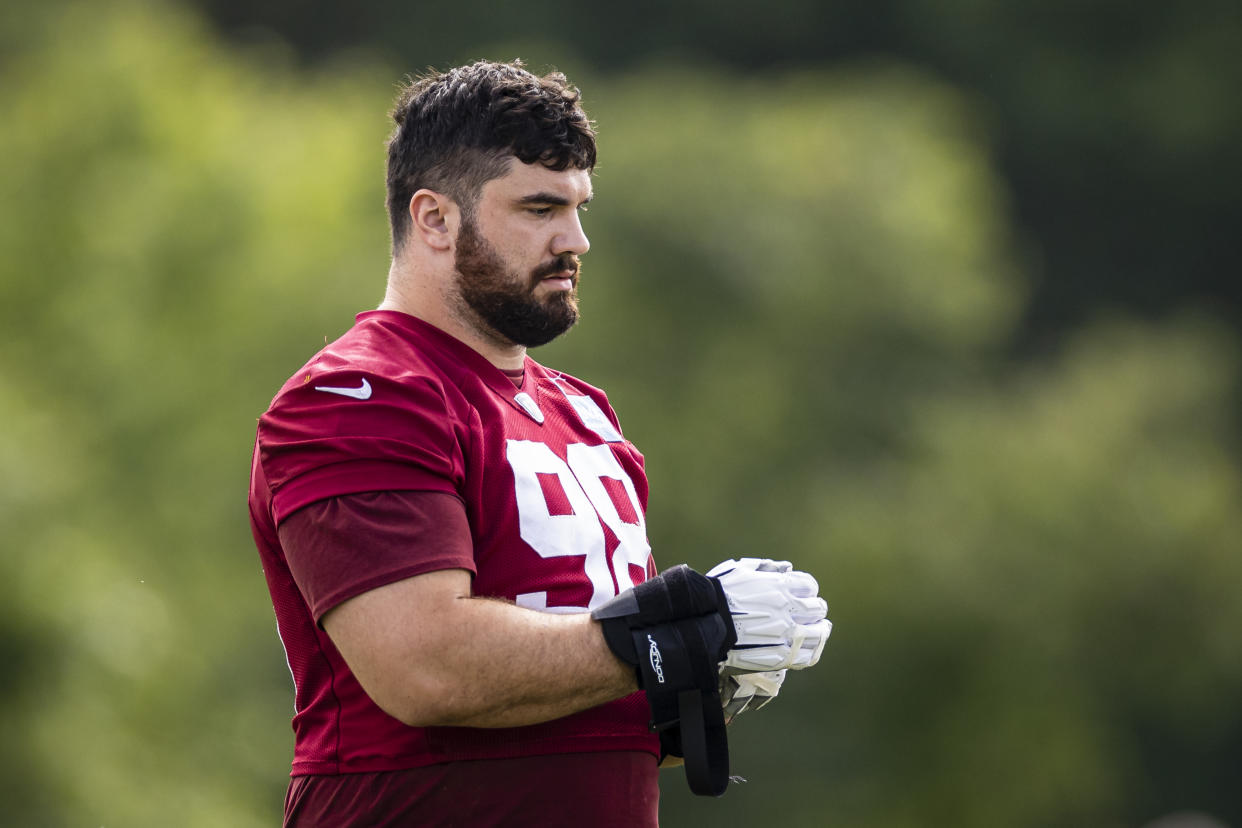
left=257, top=315, right=474, bottom=453
left=312, top=310, right=459, bottom=382
left=253, top=314, right=476, bottom=517
left=270, top=312, right=469, bottom=407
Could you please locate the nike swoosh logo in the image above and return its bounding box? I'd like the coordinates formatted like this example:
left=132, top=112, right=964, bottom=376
left=313, top=378, right=372, bottom=400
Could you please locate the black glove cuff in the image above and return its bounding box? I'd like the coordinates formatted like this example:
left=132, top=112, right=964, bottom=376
left=590, top=564, right=738, bottom=797
left=592, top=565, right=734, bottom=657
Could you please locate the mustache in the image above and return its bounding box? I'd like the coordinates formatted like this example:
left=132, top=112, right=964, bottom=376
left=532, top=254, right=580, bottom=282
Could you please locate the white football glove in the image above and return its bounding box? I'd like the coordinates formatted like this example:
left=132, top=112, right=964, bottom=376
left=720, top=669, right=786, bottom=723
left=708, top=557, right=831, bottom=674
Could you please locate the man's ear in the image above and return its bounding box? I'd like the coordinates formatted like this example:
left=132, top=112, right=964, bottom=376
left=409, top=189, right=459, bottom=252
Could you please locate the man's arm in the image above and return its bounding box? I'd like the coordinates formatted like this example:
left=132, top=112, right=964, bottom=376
left=322, top=568, right=638, bottom=728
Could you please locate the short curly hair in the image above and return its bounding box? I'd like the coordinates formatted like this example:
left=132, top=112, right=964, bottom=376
left=385, top=60, right=597, bottom=253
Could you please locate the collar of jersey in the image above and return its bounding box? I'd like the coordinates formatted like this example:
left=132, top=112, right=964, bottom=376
left=358, top=310, right=542, bottom=420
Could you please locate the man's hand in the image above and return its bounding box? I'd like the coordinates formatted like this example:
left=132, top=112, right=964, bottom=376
left=707, top=558, right=830, bottom=674
left=591, top=558, right=830, bottom=794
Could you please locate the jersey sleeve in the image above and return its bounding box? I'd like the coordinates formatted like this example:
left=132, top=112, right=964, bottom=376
left=278, top=490, right=476, bottom=621
left=258, top=370, right=468, bottom=525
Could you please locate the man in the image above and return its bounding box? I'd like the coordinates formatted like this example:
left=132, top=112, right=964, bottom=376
left=249, top=60, right=829, bottom=826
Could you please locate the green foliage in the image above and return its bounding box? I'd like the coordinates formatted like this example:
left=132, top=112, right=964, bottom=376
left=0, top=3, right=391, bottom=824
left=786, top=318, right=1242, bottom=827
left=184, top=0, right=1242, bottom=338
left=2, top=2, right=1238, bottom=826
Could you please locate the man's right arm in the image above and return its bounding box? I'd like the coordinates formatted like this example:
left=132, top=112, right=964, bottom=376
left=278, top=490, right=639, bottom=729
left=280, top=493, right=827, bottom=741
left=321, top=568, right=638, bottom=728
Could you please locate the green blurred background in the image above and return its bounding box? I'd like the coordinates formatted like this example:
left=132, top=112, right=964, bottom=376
left=2, top=1, right=1239, bottom=825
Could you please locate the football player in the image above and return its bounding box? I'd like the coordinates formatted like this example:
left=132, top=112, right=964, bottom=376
left=249, top=60, right=830, bottom=826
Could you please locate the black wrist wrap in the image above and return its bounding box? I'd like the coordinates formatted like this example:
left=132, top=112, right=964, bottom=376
left=591, top=564, right=738, bottom=796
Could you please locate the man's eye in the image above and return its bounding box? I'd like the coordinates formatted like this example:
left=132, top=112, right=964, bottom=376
left=528, top=207, right=551, bottom=216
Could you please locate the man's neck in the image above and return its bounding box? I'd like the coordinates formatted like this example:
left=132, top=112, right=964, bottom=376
left=380, top=261, right=528, bottom=371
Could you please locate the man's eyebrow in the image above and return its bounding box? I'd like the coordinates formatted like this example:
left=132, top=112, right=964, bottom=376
left=517, top=192, right=594, bottom=207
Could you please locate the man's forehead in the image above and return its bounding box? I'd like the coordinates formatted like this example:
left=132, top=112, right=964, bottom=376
left=487, top=159, right=593, bottom=201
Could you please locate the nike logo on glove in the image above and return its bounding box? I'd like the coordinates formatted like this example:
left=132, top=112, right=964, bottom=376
left=313, top=378, right=372, bottom=400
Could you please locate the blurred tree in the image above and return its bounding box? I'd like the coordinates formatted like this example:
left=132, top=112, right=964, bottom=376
left=0, top=2, right=392, bottom=824
left=1, top=2, right=1238, bottom=826
left=779, top=318, right=1242, bottom=827
left=185, top=0, right=1242, bottom=350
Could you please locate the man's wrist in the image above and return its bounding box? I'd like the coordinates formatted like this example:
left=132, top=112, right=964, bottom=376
left=589, top=615, right=643, bottom=693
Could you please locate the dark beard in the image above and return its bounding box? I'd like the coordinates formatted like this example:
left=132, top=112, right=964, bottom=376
left=453, top=217, right=580, bottom=348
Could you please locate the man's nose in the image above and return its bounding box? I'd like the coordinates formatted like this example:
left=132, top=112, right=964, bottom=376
left=554, top=214, right=590, bottom=257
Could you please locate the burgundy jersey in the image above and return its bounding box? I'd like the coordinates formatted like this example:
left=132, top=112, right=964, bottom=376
left=248, top=310, right=660, bottom=776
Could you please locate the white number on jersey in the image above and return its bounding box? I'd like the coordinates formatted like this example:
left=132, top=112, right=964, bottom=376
left=506, top=439, right=651, bottom=613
